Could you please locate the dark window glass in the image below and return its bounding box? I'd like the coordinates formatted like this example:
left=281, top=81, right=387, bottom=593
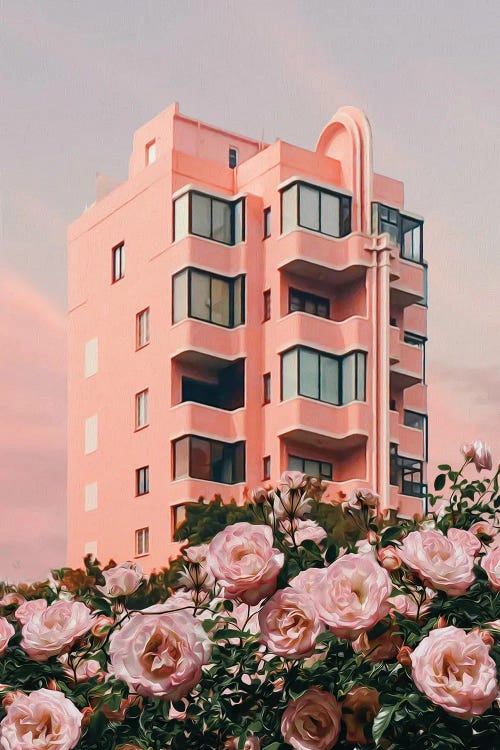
left=181, top=360, right=244, bottom=411
left=112, top=243, right=125, bottom=282
left=136, top=466, right=149, bottom=495
left=390, top=447, right=425, bottom=498
left=263, top=289, right=271, bottom=321
left=288, top=455, right=332, bottom=480
left=172, top=269, right=245, bottom=328
left=173, top=436, right=245, bottom=484
left=373, top=203, right=424, bottom=264
left=401, top=215, right=422, bottom=263
left=264, top=207, right=271, bottom=238
left=281, top=346, right=366, bottom=405
left=263, top=373, right=271, bottom=404
left=174, top=191, right=244, bottom=245
left=263, top=456, right=271, bottom=480
left=289, top=288, right=330, bottom=319
left=281, top=182, right=351, bottom=238
left=229, top=148, right=238, bottom=169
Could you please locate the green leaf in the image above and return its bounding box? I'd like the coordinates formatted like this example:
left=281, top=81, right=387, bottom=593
left=381, top=525, right=402, bottom=544
left=434, top=474, right=446, bottom=491
left=437, top=464, right=451, bottom=471
left=325, top=543, right=338, bottom=563
left=372, top=704, right=397, bottom=746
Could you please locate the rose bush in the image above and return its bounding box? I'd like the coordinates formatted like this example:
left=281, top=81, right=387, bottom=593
left=0, top=443, right=498, bottom=750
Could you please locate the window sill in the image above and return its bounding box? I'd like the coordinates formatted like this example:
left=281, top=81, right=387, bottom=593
left=136, top=342, right=150, bottom=352
left=134, top=424, right=149, bottom=433
left=134, top=553, right=150, bottom=559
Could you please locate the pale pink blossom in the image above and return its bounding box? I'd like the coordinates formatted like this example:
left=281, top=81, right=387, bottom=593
left=389, top=588, right=436, bottom=619
left=482, top=547, right=500, bottom=590
left=281, top=687, right=341, bottom=750
left=259, top=587, right=325, bottom=658
left=0, top=688, right=82, bottom=750
left=273, top=490, right=311, bottom=520
left=206, top=523, right=284, bottom=605
left=20, top=600, right=94, bottom=662
left=377, top=546, right=401, bottom=571
left=14, top=598, right=47, bottom=625
left=469, top=520, right=497, bottom=542
left=58, top=654, right=103, bottom=682
left=447, top=527, right=481, bottom=557
left=225, top=737, right=260, bottom=750
left=0, top=593, right=26, bottom=608
left=0, top=618, right=15, bottom=657
left=96, top=562, right=144, bottom=598
left=108, top=604, right=211, bottom=701
left=411, top=626, right=498, bottom=718
left=461, top=440, right=493, bottom=472
left=277, top=470, right=307, bottom=492
left=398, top=529, right=475, bottom=596
left=343, top=487, right=380, bottom=512
left=312, top=553, right=392, bottom=639
left=281, top=519, right=327, bottom=547
left=178, top=544, right=215, bottom=591
left=289, top=567, right=327, bottom=597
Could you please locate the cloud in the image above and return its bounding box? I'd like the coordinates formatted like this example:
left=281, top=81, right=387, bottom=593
left=0, top=267, right=66, bottom=583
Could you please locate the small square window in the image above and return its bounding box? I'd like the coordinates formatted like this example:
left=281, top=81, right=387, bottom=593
left=146, top=140, right=156, bottom=165
left=263, top=373, right=271, bottom=404
left=263, top=456, right=271, bottom=480
left=263, top=290, right=271, bottom=321
left=264, top=207, right=271, bottom=238
left=136, top=466, right=149, bottom=495
left=135, top=527, right=149, bottom=556
left=229, top=147, right=238, bottom=169
left=136, top=308, right=150, bottom=349
left=172, top=504, right=187, bottom=537
left=135, top=389, right=149, bottom=429
left=112, top=243, right=125, bottom=282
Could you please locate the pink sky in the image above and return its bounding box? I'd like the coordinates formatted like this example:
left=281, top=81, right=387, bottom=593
left=1, top=1, right=498, bottom=581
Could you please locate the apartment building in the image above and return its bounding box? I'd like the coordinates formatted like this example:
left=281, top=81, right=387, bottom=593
left=67, top=103, right=428, bottom=571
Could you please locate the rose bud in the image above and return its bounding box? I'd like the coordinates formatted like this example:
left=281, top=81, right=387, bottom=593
left=461, top=440, right=493, bottom=472
left=251, top=487, right=269, bottom=504
left=377, top=546, right=401, bottom=571
left=366, top=531, right=380, bottom=545
left=478, top=630, right=494, bottom=649
left=397, top=646, right=413, bottom=668
left=434, top=616, right=447, bottom=629
left=91, top=614, right=115, bottom=639
left=81, top=706, right=94, bottom=727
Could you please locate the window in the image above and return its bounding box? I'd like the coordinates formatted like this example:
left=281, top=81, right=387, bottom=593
left=112, top=243, right=125, bottom=282
left=263, top=289, right=271, bottom=321
left=281, top=181, right=351, bottom=238
left=173, top=191, right=245, bottom=245
left=417, top=263, right=429, bottom=306
left=173, top=436, right=245, bottom=484
left=373, top=204, right=424, bottom=264
left=390, top=448, right=425, bottom=498
left=263, top=456, right=271, bottom=480
left=289, top=288, right=330, bottom=319
left=263, top=373, right=271, bottom=404
left=172, top=504, right=187, bottom=536
left=404, top=410, right=428, bottom=461
left=84, top=415, right=98, bottom=454
left=173, top=269, right=244, bottom=328
left=84, top=482, right=98, bottom=511
left=136, top=308, right=150, bottom=349
left=182, top=360, right=244, bottom=411
left=135, top=527, right=149, bottom=556
left=264, top=207, right=271, bottom=238
left=146, top=140, right=156, bottom=165
left=281, top=347, right=366, bottom=405
left=84, top=338, right=98, bottom=378
left=289, top=455, right=332, bottom=480
left=229, top=148, right=238, bottom=169
left=136, top=466, right=149, bottom=496
left=135, top=389, right=149, bottom=429
left=404, top=332, right=426, bottom=383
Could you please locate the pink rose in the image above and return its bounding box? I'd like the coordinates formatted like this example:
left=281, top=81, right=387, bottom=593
left=97, top=562, right=144, bottom=597
left=259, top=587, right=325, bottom=658
left=389, top=588, right=435, bottom=619
left=343, top=488, right=380, bottom=512
left=447, top=527, right=481, bottom=557
left=281, top=519, right=327, bottom=547
left=109, top=604, right=211, bottom=701
left=352, top=622, right=402, bottom=662
left=20, top=600, right=93, bottom=662
left=0, top=688, right=82, bottom=750
left=289, top=567, right=327, bottom=597
left=398, top=529, right=475, bottom=596
left=277, top=470, right=307, bottom=492
left=411, top=626, right=498, bottom=718
left=469, top=520, right=497, bottom=543
left=0, top=618, right=15, bottom=657
left=482, top=547, right=500, bottom=590
left=58, top=654, right=103, bottom=682
left=206, top=523, right=284, bottom=605
left=312, top=554, right=392, bottom=639
left=179, top=545, right=215, bottom=591
left=461, top=440, right=493, bottom=471
left=0, top=594, right=26, bottom=608
left=273, top=490, right=311, bottom=521
left=14, top=598, right=47, bottom=625
left=225, top=738, right=260, bottom=750
left=281, top=687, right=341, bottom=750
left=377, top=546, right=401, bottom=571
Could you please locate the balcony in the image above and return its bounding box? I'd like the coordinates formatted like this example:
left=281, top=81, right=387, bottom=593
left=389, top=411, right=425, bottom=458
left=170, top=234, right=245, bottom=278
left=170, top=319, right=245, bottom=368
left=277, top=312, right=371, bottom=355
left=390, top=341, right=423, bottom=390
left=275, top=397, right=370, bottom=452
left=276, top=230, right=371, bottom=286
left=390, top=256, right=426, bottom=308
left=389, top=486, right=425, bottom=518
left=170, top=401, right=245, bottom=443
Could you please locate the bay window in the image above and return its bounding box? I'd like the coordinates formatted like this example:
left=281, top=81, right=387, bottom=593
left=173, top=268, right=245, bottom=328
left=174, top=190, right=245, bottom=245
left=173, top=436, right=245, bottom=484
left=372, top=203, right=424, bottom=264
left=281, top=346, right=366, bottom=405
left=289, top=454, right=332, bottom=480
left=281, top=181, right=351, bottom=238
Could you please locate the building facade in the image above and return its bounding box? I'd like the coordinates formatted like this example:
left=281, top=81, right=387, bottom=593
left=67, top=103, right=428, bottom=571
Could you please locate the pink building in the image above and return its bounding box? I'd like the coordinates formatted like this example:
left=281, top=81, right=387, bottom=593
left=67, top=103, right=428, bottom=572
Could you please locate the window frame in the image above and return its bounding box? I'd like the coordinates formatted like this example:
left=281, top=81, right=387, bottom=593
left=145, top=140, right=156, bottom=165
left=173, top=436, right=246, bottom=485
left=372, top=203, right=424, bottom=265
left=280, top=180, right=351, bottom=238
left=136, top=308, right=150, bottom=349
left=173, top=190, right=245, bottom=245
left=228, top=147, right=238, bottom=169
left=136, top=466, right=150, bottom=496
left=135, top=389, right=149, bottom=430
left=112, top=243, right=125, bottom=283
left=172, top=268, right=245, bottom=329
left=263, top=456, right=271, bottom=480
left=288, top=287, right=330, bottom=319
left=280, top=345, right=366, bottom=405
left=135, top=527, right=150, bottom=556
left=263, top=207, right=271, bottom=238
left=263, top=373, right=271, bottom=404
left=288, top=454, right=332, bottom=481
left=404, top=410, right=428, bottom=461
left=263, top=289, right=271, bottom=322
left=390, top=446, right=426, bottom=499
left=172, top=504, right=187, bottom=538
